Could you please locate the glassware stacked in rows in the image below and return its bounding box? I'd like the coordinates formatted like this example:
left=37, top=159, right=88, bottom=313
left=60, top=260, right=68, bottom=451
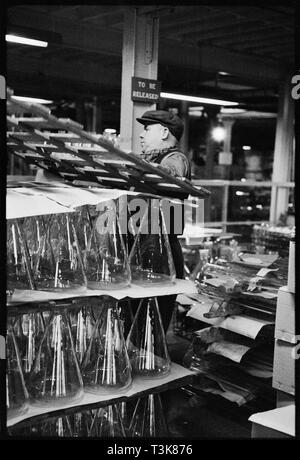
left=7, top=199, right=176, bottom=293
left=8, top=392, right=169, bottom=438
left=7, top=296, right=171, bottom=421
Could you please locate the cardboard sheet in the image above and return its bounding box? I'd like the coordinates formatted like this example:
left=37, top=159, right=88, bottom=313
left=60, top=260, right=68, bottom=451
left=207, top=340, right=251, bottom=363
left=7, top=186, right=140, bottom=219
left=7, top=363, right=195, bottom=427
left=249, top=404, right=295, bottom=437
left=8, top=279, right=197, bottom=305
left=187, top=301, right=274, bottom=339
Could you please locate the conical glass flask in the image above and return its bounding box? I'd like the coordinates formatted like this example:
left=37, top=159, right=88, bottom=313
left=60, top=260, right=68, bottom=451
left=81, top=296, right=132, bottom=394
left=83, top=201, right=130, bottom=290
left=117, top=299, right=134, bottom=340
left=28, top=306, right=84, bottom=407
left=6, top=324, right=29, bottom=420
left=7, top=219, right=35, bottom=291
left=117, top=401, right=129, bottom=434
left=128, top=199, right=176, bottom=286
left=128, top=393, right=169, bottom=437
left=23, top=215, right=59, bottom=290
left=69, top=302, right=96, bottom=366
left=9, top=408, right=92, bottom=438
left=89, top=405, right=126, bottom=437
left=42, top=213, right=86, bottom=290
left=11, top=310, right=46, bottom=387
left=72, top=205, right=94, bottom=252
left=126, top=297, right=171, bottom=378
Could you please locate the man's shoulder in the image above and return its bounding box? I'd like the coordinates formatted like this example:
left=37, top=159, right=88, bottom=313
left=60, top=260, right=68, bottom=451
left=161, top=149, right=188, bottom=161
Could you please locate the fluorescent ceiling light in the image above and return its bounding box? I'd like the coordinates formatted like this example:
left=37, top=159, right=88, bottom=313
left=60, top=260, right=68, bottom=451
left=160, top=92, right=238, bottom=106
left=242, top=145, right=251, bottom=151
left=221, top=108, right=246, bottom=114
left=189, top=106, right=204, bottom=111
left=189, top=111, right=203, bottom=117
left=6, top=34, right=48, bottom=47
left=11, top=95, right=53, bottom=104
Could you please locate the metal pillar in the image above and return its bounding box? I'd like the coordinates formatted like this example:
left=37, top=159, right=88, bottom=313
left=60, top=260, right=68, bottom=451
left=270, top=75, right=294, bottom=223
left=219, top=119, right=235, bottom=180
left=119, top=8, right=159, bottom=154
left=179, top=100, right=189, bottom=154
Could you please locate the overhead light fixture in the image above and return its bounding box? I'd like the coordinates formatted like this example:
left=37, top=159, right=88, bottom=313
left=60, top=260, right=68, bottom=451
left=11, top=95, right=53, bottom=104
left=220, top=108, right=246, bottom=114
left=189, top=106, right=204, bottom=111
left=189, top=106, right=204, bottom=117
left=218, top=71, right=230, bottom=76
left=160, top=92, right=239, bottom=107
left=6, top=34, right=48, bottom=47
left=212, top=126, right=226, bottom=142
left=242, top=145, right=252, bottom=151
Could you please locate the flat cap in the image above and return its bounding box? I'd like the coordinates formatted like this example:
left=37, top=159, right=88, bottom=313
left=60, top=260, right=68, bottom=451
left=136, top=110, right=184, bottom=141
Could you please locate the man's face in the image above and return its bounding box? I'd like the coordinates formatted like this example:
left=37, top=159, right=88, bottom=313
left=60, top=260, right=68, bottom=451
left=139, top=123, right=165, bottom=154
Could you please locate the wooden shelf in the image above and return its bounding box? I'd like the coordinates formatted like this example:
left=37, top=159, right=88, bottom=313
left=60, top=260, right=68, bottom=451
left=7, top=363, right=195, bottom=427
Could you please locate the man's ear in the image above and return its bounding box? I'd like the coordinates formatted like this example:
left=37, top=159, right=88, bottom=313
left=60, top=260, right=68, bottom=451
left=161, top=126, right=169, bottom=140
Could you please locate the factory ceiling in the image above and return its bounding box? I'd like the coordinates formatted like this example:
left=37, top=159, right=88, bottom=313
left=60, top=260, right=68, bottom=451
left=6, top=4, right=296, bottom=117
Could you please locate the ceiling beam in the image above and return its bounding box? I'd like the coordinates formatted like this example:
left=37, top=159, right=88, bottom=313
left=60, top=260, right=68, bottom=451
left=80, top=6, right=126, bottom=22
left=7, top=6, right=288, bottom=87
left=159, top=40, right=287, bottom=84
left=164, top=7, right=292, bottom=37
left=7, top=53, right=122, bottom=92
left=226, top=31, right=293, bottom=50
left=200, top=26, right=291, bottom=47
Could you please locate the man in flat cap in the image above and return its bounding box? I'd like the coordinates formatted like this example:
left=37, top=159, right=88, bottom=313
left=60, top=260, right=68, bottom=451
left=137, top=110, right=190, bottom=180
left=132, top=110, right=191, bottom=332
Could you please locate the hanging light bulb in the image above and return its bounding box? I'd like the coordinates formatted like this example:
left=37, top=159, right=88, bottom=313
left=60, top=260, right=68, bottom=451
left=211, top=126, right=226, bottom=142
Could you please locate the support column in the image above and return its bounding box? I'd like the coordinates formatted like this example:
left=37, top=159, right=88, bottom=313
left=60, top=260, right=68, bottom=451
left=119, top=8, right=159, bottom=154
left=179, top=100, right=189, bottom=154
left=219, top=119, right=235, bottom=180
left=270, top=75, right=294, bottom=223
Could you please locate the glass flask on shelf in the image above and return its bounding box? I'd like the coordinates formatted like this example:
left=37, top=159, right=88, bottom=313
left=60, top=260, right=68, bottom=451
left=72, top=206, right=93, bottom=253
left=11, top=310, right=46, bottom=387
left=6, top=323, right=29, bottom=420
left=69, top=301, right=97, bottom=366
left=117, top=401, right=129, bottom=434
left=28, top=306, right=84, bottom=407
left=89, top=404, right=126, bottom=437
left=23, top=214, right=57, bottom=290
left=83, top=200, right=131, bottom=290
left=8, top=408, right=92, bottom=437
left=7, top=219, right=35, bottom=291
left=117, top=299, right=134, bottom=340
left=128, top=199, right=176, bottom=286
left=39, top=213, right=86, bottom=291
left=81, top=296, right=132, bottom=394
left=126, top=297, right=171, bottom=378
left=128, top=393, right=169, bottom=437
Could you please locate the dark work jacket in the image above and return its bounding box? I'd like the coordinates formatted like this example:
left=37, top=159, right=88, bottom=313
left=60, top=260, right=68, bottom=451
left=151, top=147, right=191, bottom=278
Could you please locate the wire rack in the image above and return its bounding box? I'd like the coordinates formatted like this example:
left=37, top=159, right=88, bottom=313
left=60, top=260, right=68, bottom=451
left=7, top=89, right=210, bottom=200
